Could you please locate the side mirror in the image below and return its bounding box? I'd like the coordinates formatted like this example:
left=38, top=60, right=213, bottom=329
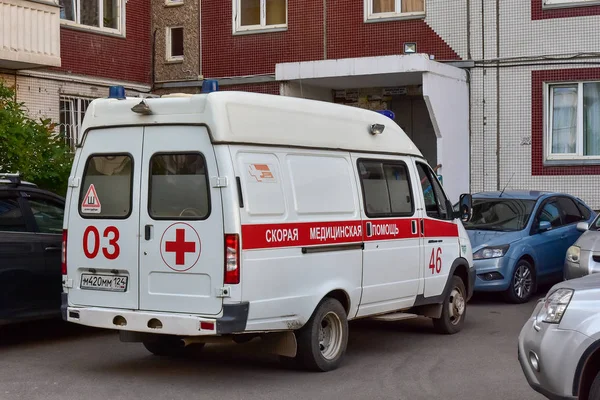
left=456, top=193, right=473, bottom=223
left=538, top=221, right=552, bottom=233
left=577, top=221, right=589, bottom=232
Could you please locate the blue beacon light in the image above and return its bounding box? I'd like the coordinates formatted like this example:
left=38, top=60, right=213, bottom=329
left=108, top=85, right=126, bottom=99
left=202, top=79, right=219, bottom=93
left=376, top=110, right=395, bottom=120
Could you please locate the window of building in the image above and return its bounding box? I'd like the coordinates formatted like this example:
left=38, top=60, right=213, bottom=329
left=167, top=27, right=184, bottom=61
left=365, top=0, right=425, bottom=22
left=234, top=0, right=287, bottom=34
left=165, top=0, right=184, bottom=6
left=59, top=0, right=124, bottom=35
left=546, top=82, right=600, bottom=162
left=543, top=0, right=600, bottom=9
left=59, top=96, right=94, bottom=150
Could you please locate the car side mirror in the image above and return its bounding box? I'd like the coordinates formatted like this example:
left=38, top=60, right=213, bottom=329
left=577, top=221, right=589, bottom=232
left=455, top=193, right=473, bottom=223
left=538, top=221, right=552, bottom=233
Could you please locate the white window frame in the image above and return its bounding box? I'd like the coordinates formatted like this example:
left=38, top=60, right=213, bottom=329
left=545, top=81, right=600, bottom=163
left=543, top=0, right=600, bottom=9
left=60, top=0, right=125, bottom=37
left=232, top=0, right=288, bottom=35
left=364, top=0, right=426, bottom=22
left=166, top=26, right=184, bottom=62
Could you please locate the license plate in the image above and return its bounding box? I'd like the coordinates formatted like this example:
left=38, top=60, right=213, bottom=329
left=80, top=274, right=128, bottom=292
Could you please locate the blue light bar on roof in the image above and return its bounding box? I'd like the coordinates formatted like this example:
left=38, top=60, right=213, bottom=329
left=201, top=79, right=219, bottom=93
left=108, top=86, right=126, bottom=99
left=376, top=110, right=395, bottom=120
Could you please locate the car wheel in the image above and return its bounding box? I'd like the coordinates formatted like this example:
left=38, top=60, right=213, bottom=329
left=504, top=259, right=536, bottom=304
left=589, top=371, right=600, bottom=400
left=143, top=335, right=198, bottom=357
left=292, top=297, right=349, bottom=372
left=432, top=275, right=467, bottom=335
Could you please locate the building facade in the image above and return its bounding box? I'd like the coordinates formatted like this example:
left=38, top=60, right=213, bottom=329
left=469, top=0, right=600, bottom=210
left=0, top=0, right=152, bottom=150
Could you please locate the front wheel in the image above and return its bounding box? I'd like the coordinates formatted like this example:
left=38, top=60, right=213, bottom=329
left=293, top=298, right=349, bottom=372
left=589, top=371, right=600, bottom=400
left=504, top=260, right=536, bottom=304
left=432, top=275, right=467, bottom=334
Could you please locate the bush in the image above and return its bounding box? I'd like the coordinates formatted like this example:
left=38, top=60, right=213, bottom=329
left=0, top=80, right=73, bottom=197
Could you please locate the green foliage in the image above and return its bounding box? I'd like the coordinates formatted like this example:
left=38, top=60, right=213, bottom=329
left=0, top=80, right=73, bottom=197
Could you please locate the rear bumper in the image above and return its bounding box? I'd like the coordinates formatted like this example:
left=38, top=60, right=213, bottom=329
left=62, top=294, right=249, bottom=336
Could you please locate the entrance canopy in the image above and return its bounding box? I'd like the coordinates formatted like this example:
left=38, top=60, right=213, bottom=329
left=275, top=54, right=470, bottom=202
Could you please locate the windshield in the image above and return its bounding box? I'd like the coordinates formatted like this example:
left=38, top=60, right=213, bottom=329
left=591, top=214, right=600, bottom=231
left=463, top=199, right=536, bottom=231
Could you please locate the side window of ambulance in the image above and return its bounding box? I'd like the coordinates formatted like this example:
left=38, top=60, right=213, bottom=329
left=358, top=160, right=414, bottom=217
left=416, top=162, right=449, bottom=220
left=80, top=155, right=133, bottom=218
left=149, top=153, right=210, bottom=220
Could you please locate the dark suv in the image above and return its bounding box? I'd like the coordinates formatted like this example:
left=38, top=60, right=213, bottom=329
left=0, top=174, right=65, bottom=325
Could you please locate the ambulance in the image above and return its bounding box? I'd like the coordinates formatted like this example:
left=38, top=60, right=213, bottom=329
left=61, top=86, right=476, bottom=372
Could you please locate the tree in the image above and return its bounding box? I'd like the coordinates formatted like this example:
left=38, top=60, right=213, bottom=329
left=0, top=80, right=73, bottom=196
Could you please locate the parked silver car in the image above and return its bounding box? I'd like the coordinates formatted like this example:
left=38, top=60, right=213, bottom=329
left=565, top=215, right=600, bottom=281
left=518, top=273, right=600, bottom=400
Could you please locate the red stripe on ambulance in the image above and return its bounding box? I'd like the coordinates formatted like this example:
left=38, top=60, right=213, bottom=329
left=241, top=221, right=362, bottom=250
left=241, top=217, right=458, bottom=250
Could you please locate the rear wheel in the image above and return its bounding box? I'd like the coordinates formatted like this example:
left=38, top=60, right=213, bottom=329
left=504, top=260, right=535, bottom=304
left=589, top=371, right=600, bottom=400
left=292, top=298, right=348, bottom=372
left=432, top=275, right=467, bottom=334
left=143, top=336, right=199, bottom=357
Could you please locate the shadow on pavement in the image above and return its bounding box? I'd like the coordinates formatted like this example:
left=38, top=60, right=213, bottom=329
left=0, top=317, right=110, bottom=348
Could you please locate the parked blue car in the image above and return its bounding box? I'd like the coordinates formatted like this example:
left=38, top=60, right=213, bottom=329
left=462, top=191, right=596, bottom=303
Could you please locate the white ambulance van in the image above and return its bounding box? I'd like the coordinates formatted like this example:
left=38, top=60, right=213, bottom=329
left=61, top=87, right=476, bottom=372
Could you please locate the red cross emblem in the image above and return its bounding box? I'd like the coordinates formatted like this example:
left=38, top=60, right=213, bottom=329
left=160, top=223, right=201, bottom=272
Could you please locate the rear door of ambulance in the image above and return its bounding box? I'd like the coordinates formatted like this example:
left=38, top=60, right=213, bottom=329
left=67, top=125, right=224, bottom=315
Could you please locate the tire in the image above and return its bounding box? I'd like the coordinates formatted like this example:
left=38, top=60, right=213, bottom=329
left=590, top=371, right=600, bottom=400
left=293, top=297, right=349, bottom=372
left=432, top=275, right=467, bottom=335
left=503, top=259, right=536, bottom=304
left=143, top=336, right=198, bottom=357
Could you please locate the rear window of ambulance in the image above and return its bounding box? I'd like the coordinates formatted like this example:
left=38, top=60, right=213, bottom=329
left=79, top=154, right=133, bottom=219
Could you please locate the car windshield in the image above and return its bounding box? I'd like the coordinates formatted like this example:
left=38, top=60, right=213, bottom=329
left=591, top=214, right=600, bottom=231
left=463, top=199, right=536, bottom=232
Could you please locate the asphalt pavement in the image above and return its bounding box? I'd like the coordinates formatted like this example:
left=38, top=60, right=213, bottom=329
left=0, top=293, right=545, bottom=400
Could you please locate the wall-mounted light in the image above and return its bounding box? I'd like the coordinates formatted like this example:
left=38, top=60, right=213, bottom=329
left=404, top=42, right=417, bottom=54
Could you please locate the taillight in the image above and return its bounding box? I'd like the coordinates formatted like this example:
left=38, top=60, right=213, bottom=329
left=61, top=229, right=68, bottom=275
left=224, top=234, right=240, bottom=284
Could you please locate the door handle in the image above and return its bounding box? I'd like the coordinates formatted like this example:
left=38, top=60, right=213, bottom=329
left=411, top=220, right=418, bottom=235
left=145, top=225, right=153, bottom=241
left=420, top=219, right=425, bottom=236
left=45, top=246, right=61, bottom=252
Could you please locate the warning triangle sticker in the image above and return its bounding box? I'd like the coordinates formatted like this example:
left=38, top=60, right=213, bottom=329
left=81, top=184, right=102, bottom=214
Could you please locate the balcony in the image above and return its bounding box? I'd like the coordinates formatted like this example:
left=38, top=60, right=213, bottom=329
left=0, top=0, right=61, bottom=69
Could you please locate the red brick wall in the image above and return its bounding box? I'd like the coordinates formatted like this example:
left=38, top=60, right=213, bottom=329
left=531, top=0, right=600, bottom=20
left=219, top=82, right=280, bottom=94
left=201, top=1, right=459, bottom=79
left=531, top=68, right=600, bottom=176
left=53, top=0, right=151, bottom=84
left=327, top=3, right=459, bottom=61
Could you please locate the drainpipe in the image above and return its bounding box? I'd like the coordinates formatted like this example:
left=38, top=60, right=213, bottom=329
left=199, top=0, right=203, bottom=79
left=496, top=0, right=500, bottom=191
left=151, top=28, right=157, bottom=92
left=323, top=0, right=327, bottom=60
left=466, top=0, right=471, bottom=60
left=481, top=0, right=486, bottom=190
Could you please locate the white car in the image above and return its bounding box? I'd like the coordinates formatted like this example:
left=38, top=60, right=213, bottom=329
left=565, top=215, right=600, bottom=281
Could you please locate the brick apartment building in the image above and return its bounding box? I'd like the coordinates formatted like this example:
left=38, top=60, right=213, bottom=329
left=0, top=0, right=152, bottom=149
left=3, top=0, right=600, bottom=208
